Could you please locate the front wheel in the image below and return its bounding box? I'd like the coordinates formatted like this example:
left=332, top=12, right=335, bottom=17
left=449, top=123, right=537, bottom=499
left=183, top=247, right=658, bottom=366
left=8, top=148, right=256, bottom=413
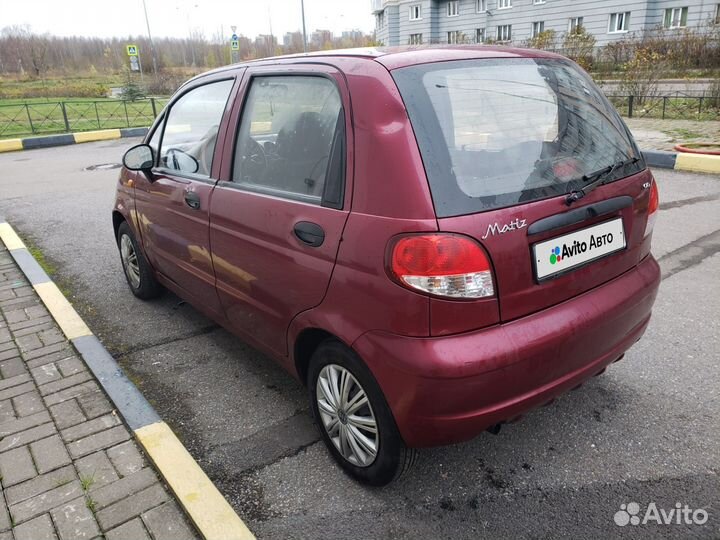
left=308, top=340, right=417, bottom=486
left=117, top=221, right=163, bottom=300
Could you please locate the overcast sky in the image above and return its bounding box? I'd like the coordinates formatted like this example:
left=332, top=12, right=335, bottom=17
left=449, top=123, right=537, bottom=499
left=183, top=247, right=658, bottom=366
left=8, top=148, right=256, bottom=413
left=2, top=0, right=375, bottom=40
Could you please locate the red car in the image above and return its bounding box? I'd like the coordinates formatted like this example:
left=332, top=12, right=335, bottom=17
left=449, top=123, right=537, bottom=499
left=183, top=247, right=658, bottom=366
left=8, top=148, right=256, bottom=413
left=114, top=46, right=660, bottom=486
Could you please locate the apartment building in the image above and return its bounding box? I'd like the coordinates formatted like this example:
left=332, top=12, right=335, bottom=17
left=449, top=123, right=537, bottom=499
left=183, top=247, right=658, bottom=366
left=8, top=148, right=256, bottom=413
left=372, top=0, right=720, bottom=47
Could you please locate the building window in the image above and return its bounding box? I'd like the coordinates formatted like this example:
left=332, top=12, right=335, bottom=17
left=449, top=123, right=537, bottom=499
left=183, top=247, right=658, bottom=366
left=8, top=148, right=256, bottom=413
left=447, top=31, right=464, bottom=44
left=496, top=24, right=512, bottom=41
left=498, top=0, right=512, bottom=9
left=533, top=0, right=546, bottom=4
left=477, top=0, right=487, bottom=12
left=531, top=21, right=545, bottom=37
left=568, top=17, right=584, bottom=33
left=409, top=33, right=423, bottom=45
left=716, top=4, right=720, bottom=24
left=376, top=11, right=385, bottom=29
left=409, top=4, right=422, bottom=20
left=609, top=12, right=630, bottom=33
left=476, top=28, right=486, bottom=43
left=447, top=1, right=459, bottom=17
left=664, top=7, right=688, bottom=28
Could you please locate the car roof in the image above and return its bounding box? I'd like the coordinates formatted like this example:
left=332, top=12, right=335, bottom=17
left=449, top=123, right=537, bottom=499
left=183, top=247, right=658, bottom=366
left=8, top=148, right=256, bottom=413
left=189, top=45, right=565, bottom=82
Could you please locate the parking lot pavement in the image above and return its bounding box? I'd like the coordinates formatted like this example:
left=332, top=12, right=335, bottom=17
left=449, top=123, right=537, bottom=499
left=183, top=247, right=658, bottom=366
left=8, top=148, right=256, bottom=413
left=0, top=237, right=198, bottom=540
left=0, top=139, right=718, bottom=538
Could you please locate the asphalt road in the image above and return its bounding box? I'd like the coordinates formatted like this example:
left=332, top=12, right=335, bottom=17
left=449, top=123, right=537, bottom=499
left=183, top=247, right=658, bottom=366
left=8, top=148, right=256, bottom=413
left=0, top=139, right=718, bottom=539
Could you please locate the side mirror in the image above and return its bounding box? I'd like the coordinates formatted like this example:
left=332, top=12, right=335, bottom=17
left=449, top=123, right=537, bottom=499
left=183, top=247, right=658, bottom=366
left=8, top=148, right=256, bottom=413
left=123, top=144, right=155, bottom=179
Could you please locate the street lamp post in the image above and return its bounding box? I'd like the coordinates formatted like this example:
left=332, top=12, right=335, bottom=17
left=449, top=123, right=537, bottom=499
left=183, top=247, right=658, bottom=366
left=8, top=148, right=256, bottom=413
left=141, top=0, right=159, bottom=75
left=301, top=0, right=307, bottom=53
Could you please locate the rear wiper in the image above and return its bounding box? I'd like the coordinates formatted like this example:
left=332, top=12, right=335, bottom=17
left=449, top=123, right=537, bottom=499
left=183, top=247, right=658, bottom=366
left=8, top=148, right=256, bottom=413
left=565, top=157, right=640, bottom=206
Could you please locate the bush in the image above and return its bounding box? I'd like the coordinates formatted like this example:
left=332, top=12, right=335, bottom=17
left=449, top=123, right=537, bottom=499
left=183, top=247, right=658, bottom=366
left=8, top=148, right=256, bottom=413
left=601, top=37, right=636, bottom=70
left=0, top=82, right=108, bottom=99
left=144, top=72, right=186, bottom=95
left=708, top=75, right=720, bottom=108
left=562, top=27, right=596, bottom=71
left=619, top=47, right=666, bottom=104
left=527, top=30, right=557, bottom=51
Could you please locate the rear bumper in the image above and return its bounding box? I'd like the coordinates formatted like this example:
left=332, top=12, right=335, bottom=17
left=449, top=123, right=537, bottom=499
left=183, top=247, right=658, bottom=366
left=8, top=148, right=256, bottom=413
left=353, top=255, right=661, bottom=448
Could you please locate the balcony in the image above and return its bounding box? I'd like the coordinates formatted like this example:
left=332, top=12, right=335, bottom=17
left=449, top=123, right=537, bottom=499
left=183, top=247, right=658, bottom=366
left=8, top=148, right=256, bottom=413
left=371, top=0, right=384, bottom=13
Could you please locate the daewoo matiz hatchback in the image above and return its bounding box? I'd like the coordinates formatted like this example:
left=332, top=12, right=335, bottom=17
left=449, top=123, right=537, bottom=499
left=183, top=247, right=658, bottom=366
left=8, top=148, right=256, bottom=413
left=114, top=46, right=660, bottom=486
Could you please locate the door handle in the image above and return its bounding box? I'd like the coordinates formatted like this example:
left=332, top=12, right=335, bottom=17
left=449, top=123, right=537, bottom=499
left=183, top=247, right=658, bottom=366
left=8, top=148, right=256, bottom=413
left=293, top=221, right=325, bottom=247
left=184, top=190, right=201, bottom=210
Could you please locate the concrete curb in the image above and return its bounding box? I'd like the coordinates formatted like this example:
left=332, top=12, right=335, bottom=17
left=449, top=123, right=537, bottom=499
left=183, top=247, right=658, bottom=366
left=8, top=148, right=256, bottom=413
left=642, top=150, right=720, bottom=174
left=0, top=219, right=255, bottom=540
left=0, top=127, right=149, bottom=153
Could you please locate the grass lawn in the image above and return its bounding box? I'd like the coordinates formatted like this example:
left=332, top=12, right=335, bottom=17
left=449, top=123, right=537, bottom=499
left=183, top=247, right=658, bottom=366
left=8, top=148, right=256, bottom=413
left=0, top=97, right=170, bottom=139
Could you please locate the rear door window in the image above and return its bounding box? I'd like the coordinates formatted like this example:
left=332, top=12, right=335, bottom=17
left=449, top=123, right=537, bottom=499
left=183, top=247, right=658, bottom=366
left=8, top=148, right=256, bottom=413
left=392, top=58, right=643, bottom=217
left=232, top=76, right=344, bottom=205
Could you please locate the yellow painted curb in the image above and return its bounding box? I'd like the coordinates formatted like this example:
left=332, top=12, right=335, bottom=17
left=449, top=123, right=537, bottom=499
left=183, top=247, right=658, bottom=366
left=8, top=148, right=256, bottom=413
left=135, top=422, right=255, bottom=540
left=0, top=222, right=25, bottom=251
left=73, top=129, right=122, bottom=143
left=0, top=139, right=23, bottom=153
left=33, top=282, right=93, bottom=340
left=675, top=153, right=720, bottom=174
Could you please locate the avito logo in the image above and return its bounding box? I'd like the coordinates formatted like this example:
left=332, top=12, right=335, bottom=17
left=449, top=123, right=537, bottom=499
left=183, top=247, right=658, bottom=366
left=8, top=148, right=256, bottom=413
left=549, top=233, right=615, bottom=265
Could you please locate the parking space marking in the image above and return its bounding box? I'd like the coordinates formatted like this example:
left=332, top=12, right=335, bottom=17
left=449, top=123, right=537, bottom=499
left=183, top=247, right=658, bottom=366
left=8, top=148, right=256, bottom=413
left=136, top=421, right=256, bottom=540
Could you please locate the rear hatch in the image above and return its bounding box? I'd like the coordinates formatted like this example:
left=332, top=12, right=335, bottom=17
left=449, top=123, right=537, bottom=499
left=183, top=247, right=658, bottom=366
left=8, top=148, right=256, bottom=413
left=392, top=56, right=655, bottom=323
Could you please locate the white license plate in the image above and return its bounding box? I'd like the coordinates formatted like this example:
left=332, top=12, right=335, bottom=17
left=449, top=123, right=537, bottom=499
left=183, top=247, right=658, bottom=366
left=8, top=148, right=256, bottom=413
left=533, top=218, right=626, bottom=280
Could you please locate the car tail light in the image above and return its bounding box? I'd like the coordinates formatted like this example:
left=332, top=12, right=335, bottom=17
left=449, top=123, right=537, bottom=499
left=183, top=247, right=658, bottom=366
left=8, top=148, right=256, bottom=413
left=388, top=234, right=495, bottom=299
left=644, top=180, right=659, bottom=237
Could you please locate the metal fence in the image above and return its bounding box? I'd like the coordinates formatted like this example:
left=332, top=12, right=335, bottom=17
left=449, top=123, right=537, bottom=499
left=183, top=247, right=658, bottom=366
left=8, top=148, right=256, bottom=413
left=0, top=98, right=170, bottom=139
left=606, top=93, right=720, bottom=121
left=0, top=93, right=718, bottom=139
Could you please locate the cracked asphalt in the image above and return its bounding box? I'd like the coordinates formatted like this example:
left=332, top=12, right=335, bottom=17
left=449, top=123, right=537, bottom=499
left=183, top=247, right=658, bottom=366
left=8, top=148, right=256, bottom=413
left=0, top=138, right=718, bottom=539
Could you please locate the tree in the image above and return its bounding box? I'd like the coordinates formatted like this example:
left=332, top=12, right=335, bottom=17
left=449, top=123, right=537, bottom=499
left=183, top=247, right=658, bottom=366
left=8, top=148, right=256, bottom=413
left=28, top=35, right=49, bottom=78
left=120, top=72, right=146, bottom=101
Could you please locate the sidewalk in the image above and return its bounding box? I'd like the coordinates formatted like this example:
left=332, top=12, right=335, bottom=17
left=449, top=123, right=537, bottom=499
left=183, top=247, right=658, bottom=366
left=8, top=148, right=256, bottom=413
left=0, top=239, right=199, bottom=540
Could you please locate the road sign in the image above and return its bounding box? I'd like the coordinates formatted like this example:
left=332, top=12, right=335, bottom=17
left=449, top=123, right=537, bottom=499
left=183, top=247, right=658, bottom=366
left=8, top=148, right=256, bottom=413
left=126, top=45, right=139, bottom=56
left=129, top=56, right=140, bottom=71
left=231, top=40, right=239, bottom=51
left=231, top=33, right=238, bottom=41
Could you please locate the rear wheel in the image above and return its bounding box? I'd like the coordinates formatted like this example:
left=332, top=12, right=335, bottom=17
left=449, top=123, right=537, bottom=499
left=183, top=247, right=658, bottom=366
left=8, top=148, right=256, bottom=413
left=117, top=221, right=163, bottom=300
left=308, top=340, right=417, bottom=486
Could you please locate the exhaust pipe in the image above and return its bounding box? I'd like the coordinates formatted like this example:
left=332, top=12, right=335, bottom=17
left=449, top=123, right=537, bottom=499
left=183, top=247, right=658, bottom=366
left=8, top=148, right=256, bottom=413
left=486, top=423, right=502, bottom=435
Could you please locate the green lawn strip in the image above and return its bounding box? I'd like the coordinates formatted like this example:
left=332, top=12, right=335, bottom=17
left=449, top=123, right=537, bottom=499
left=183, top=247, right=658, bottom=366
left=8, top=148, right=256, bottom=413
left=0, top=98, right=169, bottom=139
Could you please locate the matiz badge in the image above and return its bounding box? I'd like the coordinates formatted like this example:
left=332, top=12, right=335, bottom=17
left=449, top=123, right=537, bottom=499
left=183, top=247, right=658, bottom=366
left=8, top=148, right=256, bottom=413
left=482, top=218, right=527, bottom=240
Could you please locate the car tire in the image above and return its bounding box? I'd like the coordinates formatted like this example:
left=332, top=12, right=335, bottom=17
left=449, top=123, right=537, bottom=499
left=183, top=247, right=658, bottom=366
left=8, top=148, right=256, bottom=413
left=308, top=339, right=417, bottom=486
left=116, top=221, right=163, bottom=300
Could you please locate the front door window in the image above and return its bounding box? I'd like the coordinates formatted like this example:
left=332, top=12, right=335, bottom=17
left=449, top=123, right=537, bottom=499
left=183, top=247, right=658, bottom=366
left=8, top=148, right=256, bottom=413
left=159, top=80, right=234, bottom=177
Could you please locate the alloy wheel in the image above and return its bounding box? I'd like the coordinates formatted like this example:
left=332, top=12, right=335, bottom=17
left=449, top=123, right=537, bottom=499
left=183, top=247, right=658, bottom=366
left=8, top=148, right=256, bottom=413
left=316, top=364, right=379, bottom=467
left=120, top=234, right=141, bottom=289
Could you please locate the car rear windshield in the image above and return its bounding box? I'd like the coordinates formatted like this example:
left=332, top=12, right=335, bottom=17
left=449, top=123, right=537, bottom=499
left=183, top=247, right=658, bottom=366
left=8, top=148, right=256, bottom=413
left=392, top=58, right=643, bottom=217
